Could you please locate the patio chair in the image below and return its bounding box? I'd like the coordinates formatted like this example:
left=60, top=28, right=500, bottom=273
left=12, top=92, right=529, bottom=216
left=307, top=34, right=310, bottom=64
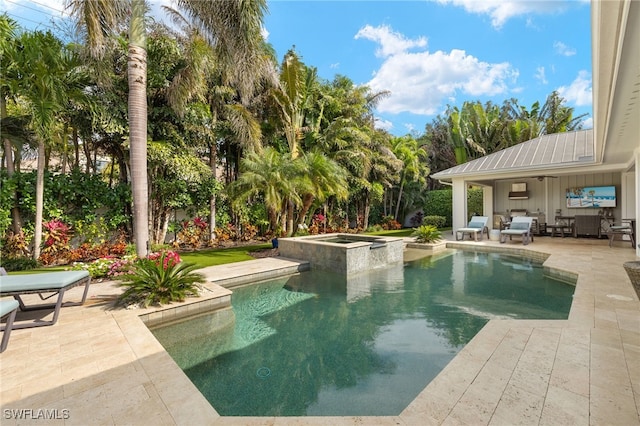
left=0, top=270, right=91, bottom=329
left=455, top=216, right=489, bottom=241
left=607, top=220, right=636, bottom=248
left=500, top=216, right=534, bottom=245
left=0, top=299, right=19, bottom=352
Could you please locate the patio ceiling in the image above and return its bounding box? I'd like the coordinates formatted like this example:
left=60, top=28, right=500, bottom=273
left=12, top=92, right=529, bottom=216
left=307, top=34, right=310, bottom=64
left=593, top=0, right=640, bottom=168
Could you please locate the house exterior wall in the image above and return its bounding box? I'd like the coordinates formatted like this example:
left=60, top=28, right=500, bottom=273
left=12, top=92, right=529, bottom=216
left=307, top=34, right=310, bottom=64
left=494, top=172, right=623, bottom=222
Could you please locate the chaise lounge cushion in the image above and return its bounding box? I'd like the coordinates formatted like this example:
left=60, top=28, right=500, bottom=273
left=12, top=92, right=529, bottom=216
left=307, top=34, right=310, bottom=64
left=0, top=271, right=89, bottom=293
left=508, top=222, right=530, bottom=230
left=0, top=270, right=91, bottom=329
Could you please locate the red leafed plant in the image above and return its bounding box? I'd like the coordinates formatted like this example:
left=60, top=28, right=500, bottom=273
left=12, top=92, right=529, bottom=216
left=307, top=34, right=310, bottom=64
left=148, top=250, right=181, bottom=269
left=39, top=219, right=72, bottom=265
left=43, top=219, right=71, bottom=249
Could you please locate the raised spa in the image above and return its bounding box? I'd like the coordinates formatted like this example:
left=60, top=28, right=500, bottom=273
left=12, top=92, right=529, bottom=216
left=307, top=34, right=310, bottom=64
left=277, top=233, right=404, bottom=274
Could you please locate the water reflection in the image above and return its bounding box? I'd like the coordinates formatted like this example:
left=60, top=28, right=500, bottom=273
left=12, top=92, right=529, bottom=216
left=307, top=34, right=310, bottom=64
left=153, top=250, right=574, bottom=416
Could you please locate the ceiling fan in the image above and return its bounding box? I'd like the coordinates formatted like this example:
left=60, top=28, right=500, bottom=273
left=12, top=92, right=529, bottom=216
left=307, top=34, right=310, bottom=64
left=535, top=175, right=558, bottom=181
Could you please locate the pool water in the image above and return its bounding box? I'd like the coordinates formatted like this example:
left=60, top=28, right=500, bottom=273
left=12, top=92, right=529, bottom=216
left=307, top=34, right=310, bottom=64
left=151, top=250, right=575, bottom=417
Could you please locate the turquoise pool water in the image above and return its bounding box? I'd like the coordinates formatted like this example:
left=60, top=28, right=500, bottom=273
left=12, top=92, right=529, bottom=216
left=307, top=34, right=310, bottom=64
left=151, top=250, right=575, bottom=417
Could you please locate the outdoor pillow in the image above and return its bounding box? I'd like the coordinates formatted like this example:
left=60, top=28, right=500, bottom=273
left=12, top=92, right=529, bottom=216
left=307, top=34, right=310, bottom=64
left=509, top=222, right=529, bottom=230
left=468, top=221, right=484, bottom=229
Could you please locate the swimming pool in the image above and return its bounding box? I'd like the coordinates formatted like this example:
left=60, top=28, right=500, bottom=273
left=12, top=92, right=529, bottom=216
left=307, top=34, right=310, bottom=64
left=151, top=249, right=575, bottom=417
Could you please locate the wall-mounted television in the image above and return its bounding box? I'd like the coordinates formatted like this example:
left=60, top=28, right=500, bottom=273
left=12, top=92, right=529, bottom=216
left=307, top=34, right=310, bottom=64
left=566, top=185, right=616, bottom=208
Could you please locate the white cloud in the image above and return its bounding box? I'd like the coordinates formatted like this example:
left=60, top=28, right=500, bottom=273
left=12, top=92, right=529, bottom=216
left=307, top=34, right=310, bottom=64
left=535, top=66, right=547, bottom=84
left=330, top=62, right=340, bottom=69
left=403, top=123, right=416, bottom=133
left=374, top=118, right=394, bottom=131
left=261, top=27, right=270, bottom=41
left=557, top=70, right=592, bottom=107
left=433, top=0, right=568, bottom=29
left=357, top=25, right=518, bottom=115
left=581, top=116, right=593, bottom=129
left=1, top=0, right=67, bottom=18
left=355, top=25, right=427, bottom=58
left=553, top=41, right=576, bottom=56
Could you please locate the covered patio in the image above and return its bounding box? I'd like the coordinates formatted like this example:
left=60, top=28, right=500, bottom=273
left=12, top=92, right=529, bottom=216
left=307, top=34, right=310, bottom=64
left=432, top=0, right=640, bottom=259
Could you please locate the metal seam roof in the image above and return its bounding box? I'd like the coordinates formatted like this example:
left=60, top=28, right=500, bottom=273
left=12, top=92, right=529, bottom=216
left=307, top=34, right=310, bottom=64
left=431, top=129, right=595, bottom=179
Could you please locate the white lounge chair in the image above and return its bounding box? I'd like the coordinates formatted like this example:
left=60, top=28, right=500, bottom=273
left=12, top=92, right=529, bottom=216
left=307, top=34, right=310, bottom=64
left=500, top=216, right=534, bottom=245
left=455, top=216, right=489, bottom=241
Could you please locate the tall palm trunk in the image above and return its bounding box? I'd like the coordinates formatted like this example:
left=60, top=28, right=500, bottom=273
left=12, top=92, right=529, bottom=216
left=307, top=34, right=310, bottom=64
left=33, top=141, right=45, bottom=260
left=128, top=0, right=149, bottom=257
left=293, top=193, right=315, bottom=236
left=209, top=142, right=217, bottom=241
left=394, top=173, right=406, bottom=221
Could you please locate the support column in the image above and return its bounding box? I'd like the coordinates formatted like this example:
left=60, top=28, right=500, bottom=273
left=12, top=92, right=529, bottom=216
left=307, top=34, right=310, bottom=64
left=635, top=148, right=640, bottom=257
left=483, top=186, right=494, bottom=230
left=452, top=178, right=468, bottom=232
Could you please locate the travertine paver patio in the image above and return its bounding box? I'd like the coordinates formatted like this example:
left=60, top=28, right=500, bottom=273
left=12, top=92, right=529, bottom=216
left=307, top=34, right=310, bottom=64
left=1, top=236, right=639, bottom=425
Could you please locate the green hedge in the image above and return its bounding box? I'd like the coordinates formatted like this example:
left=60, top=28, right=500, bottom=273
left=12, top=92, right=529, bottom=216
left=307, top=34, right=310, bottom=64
left=467, top=188, right=483, bottom=219
left=423, top=189, right=453, bottom=227
left=423, top=188, right=484, bottom=227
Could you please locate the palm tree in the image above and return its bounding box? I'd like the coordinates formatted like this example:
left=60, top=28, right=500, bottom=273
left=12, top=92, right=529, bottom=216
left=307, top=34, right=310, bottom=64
left=292, top=150, right=348, bottom=234
left=8, top=30, right=82, bottom=259
left=164, top=0, right=274, bottom=241
left=68, top=0, right=149, bottom=257
left=391, top=135, right=428, bottom=221
left=229, top=147, right=300, bottom=233
left=539, top=91, right=587, bottom=134
left=0, top=15, right=24, bottom=233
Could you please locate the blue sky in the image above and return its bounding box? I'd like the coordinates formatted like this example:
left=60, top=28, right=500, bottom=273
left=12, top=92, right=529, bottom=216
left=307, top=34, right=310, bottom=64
left=2, top=0, right=593, bottom=136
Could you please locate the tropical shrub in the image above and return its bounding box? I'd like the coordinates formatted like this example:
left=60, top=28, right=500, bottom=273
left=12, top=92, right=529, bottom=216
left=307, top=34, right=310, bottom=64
left=422, top=215, right=447, bottom=228
left=39, top=219, right=72, bottom=265
left=409, top=211, right=424, bottom=227
left=11, top=170, right=130, bottom=232
left=175, top=217, right=208, bottom=248
left=381, top=215, right=402, bottom=230
left=70, top=257, right=116, bottom=279
left=1, top=230, right=31, bottom=259
left=108, top=255, right=138, bottom=278
left=240, top=223, right=259, bottom=241
left=116, top=252, right=204, bottom=307
left=365, top=224, right=384, bottom=233
left=412, top=225, right=442, bottom=243
left=0, top=257, right=39, bottom=272
left=215, top=223, right=239, bottom=242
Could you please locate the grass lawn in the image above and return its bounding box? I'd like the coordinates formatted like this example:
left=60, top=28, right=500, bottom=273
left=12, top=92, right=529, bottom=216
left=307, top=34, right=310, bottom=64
left=365, top=229, right=415, bottom=237
left=179, top=244, right=272, bottom=268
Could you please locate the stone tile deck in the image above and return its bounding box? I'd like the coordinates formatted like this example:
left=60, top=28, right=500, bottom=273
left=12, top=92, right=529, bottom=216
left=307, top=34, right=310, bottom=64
left=1, top=237, right=639, bottom=425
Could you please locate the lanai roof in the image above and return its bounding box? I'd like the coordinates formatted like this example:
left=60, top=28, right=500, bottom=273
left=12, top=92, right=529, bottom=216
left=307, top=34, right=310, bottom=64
left=432, top=129, right=595, bottom=180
